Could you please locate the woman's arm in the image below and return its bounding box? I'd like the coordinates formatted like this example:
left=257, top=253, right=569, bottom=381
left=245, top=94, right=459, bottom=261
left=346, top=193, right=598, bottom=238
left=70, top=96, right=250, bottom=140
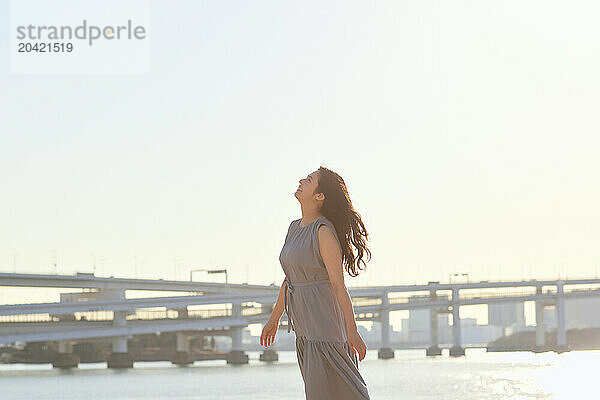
left=333, top=281, right=359, bottom=332
left=318, top=225, right=358, bottom=331
left=318, top=224, right=367, bottom=360
left=261, top=279, right=287, bottom=347
left=268, top=279, right=287, bottom=323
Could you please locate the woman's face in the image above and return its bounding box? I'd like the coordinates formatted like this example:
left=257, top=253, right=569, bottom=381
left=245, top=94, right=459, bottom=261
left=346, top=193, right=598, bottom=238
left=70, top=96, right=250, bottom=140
left=295, top=170, right=322, bottom=203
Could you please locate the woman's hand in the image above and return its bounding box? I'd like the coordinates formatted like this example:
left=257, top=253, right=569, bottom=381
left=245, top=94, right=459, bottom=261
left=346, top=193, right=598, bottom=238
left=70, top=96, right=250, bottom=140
left=347, top=328, right=367, bottom=361
left=260, top=318, right=279, bottom=347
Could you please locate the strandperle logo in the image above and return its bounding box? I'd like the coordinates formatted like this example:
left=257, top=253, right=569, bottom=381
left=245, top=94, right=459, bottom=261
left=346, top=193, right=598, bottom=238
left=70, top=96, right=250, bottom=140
left=16, top=19, right=147, bottom=46
left=10, top=0, right=151, bottom=74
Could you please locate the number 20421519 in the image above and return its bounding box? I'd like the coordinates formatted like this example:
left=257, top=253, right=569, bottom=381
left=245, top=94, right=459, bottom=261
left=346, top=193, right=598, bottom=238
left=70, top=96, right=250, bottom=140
left=18, top=42, right=73, bottom=52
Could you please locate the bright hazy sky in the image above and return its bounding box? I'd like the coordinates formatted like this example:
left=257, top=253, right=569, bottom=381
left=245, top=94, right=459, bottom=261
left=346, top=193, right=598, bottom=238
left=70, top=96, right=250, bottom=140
left=1, top=1, right=599, bottom=309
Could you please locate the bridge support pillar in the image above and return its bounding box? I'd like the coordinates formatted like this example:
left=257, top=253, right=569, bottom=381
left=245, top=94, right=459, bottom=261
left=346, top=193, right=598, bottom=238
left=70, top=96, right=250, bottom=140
left=378, top=291, right=394, bottom=359
left=450, top=288, right=465, bottom=357
left=259, top=348, right=279, bottom=362
left=534, top=286, right=549, bottom=353
left=172, top=332, right=193, bottom=365
left=555, top=282, right=569, bottom=353
left=226, top=349, right=248, bottom=364
left=108, top=311, right=134, bottom=368
left=107, top=352, right=134, bottom=369
left=226, top=304, right=248, bottom=364
left=172, top=351, right=194, bottom=365
left=175, top=307, right=188, bottom=319
left=52, top=340, right=79, bottom=369
left=426, top=288, right=442, bottom=356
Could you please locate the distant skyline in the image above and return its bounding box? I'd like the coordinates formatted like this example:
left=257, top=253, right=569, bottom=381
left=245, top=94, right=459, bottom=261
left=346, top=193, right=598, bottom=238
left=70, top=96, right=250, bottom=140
left=2, top=0, right=600, bottom=310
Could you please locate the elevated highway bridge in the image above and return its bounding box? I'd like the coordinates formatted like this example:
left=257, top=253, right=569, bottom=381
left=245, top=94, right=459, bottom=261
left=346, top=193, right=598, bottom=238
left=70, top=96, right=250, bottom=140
left=2, top=272, right=599, bottom=367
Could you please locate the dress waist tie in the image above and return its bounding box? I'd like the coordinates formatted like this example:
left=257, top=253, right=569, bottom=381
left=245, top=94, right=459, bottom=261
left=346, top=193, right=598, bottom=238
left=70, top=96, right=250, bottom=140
left=283, top=277, right=331, bottom=333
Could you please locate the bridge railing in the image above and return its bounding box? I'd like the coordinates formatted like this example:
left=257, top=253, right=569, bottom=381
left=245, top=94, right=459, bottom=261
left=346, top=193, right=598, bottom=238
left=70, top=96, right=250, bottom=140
left=388, top=294, right=447, bottom=304
left=458, top=289, right=539, bottom=301
left=0, top=313, right=56, bottom=323
left=351, top=297, right=382, bottom=307
left=0, top=304, right=273, bottom=324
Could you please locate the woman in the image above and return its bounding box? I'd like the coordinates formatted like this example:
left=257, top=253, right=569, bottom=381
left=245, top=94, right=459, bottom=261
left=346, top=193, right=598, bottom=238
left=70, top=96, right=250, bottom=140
left=260, top=166, right=371, bottom=400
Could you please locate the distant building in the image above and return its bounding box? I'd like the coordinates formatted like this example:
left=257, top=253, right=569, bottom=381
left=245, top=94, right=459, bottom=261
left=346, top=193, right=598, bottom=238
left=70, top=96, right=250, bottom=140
left=408, top=308, right=430, bottom=343
left=437, top=314, right=452, bottom=343
left=400, top=314, right=502, bottom=345
left=542, top=307, right=557, bottom=329
left=460, top=317, right=504, bottom=344
left=565, top=297, right=600, bottom=329
left=488, top=302, right=526, bottom=334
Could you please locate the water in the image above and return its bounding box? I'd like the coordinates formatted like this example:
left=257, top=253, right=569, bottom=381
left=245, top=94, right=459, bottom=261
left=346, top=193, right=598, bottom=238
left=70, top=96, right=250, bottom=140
left=1, top=348, right=597, bottom=399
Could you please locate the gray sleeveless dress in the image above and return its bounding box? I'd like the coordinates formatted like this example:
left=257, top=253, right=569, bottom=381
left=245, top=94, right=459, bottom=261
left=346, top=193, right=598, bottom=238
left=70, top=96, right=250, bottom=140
left=279, top=216, right=371, bottom=400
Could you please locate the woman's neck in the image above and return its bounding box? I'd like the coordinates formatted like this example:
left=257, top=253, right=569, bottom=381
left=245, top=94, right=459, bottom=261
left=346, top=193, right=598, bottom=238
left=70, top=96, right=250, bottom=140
left=300, top=206, right=323, bottom=226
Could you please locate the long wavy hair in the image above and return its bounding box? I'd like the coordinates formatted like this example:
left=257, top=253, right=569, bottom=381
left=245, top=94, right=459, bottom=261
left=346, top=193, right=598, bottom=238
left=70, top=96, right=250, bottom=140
left=315, top=166, right=371, bottom=277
